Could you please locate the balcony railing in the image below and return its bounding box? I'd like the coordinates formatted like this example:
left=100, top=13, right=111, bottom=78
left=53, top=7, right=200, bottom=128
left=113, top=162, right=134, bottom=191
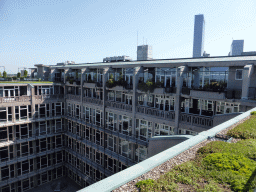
left=180, top=113, right=213, bottom=127
left=165, top=87, right=176, bottom=94
left=136, top=106, right=175, bottom=121
left=54, top=77, right=64, bottom=82
left=181, top=87, right=191, bottom=95
left=83, top=97, right=103, bottom=105
left=66, top=94, right=80, bottom=101
left=34, top=94, right=64, bottom=101
left=225, top=89, right=242, bottom=99
left=248, top=87, right=256, bottom=100
left=105, top=101, right=132, bottom=111
left=0, top=96, right=31, bottom=103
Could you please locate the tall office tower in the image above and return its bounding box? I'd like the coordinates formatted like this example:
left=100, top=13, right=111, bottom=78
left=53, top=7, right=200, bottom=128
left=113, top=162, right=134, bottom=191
left=230, top=40, right=244, bottom=56
left=193, top=14, right=205, bottom=58
left=137, top=45, right=152, bottom=61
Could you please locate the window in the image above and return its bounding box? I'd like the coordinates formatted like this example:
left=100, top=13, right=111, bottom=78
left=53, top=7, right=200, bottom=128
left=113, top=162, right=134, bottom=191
left=235, top=69, right=243, bottom=80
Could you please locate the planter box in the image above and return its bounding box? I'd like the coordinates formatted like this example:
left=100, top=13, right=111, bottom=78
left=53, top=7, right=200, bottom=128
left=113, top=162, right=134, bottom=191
left=190, top=90, right=225, bottom=100
left=110, top=86, right=124, bottom=91
left=154, top=88, right=165, bottom=94
left=84, top=82, right=96, bottom=88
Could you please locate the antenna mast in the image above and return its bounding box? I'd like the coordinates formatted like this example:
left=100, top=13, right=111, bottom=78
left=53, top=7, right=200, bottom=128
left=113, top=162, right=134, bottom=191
left=137, top=31, right=138, bottom=46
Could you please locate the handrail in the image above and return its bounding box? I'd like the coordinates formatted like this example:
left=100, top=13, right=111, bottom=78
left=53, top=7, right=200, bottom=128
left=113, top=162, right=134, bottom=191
left=180, top=112, right=213, bottom=127
left=136, top=106, right=175, bottom=120
left=105, top=101, right=132, bottom=111
left=0, top=96, right=31, bottom=103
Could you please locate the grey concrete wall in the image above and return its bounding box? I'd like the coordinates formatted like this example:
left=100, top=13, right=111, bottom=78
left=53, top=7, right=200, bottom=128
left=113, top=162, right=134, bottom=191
left=213, top=113, right=241, bottom=127
left=37, top=66, right=44, bottom=79
left=148, top=135, right=192, bottom=158
left=227, top=66, right=243, bottom=89
left=249, top=65, right=256, bottom=87
left=190, top=90, right=225, bottom=100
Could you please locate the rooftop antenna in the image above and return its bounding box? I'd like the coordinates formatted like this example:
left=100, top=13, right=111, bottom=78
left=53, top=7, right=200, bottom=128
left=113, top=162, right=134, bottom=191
left=146, top=38, right=147, bottom=45
left=137, top=31, right=138, bottom=46
left=143, top=37, right=144, bottom=45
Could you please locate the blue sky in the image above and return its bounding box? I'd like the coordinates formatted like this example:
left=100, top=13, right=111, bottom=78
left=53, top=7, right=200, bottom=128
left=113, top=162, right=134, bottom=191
left=0, top=0, right=256, bottom=73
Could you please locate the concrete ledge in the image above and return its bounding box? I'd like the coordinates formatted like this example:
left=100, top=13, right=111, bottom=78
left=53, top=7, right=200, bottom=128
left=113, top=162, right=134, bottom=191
left=190, top=90, right=226, bottom=100
left=148, top=135, right=194, bottom=158
left=149, top=135, right=193, bottom=140
left=79, top=107, right=256, bottom=192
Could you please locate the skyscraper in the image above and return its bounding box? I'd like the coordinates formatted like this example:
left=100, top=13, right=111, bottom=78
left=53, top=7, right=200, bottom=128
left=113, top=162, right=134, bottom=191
left=193, top=14, right=205, bottom=58
left=230, top=40, right=244, bottom=56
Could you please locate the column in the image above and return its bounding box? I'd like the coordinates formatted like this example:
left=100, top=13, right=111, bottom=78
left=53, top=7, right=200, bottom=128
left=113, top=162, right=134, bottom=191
left=193, top=68, right=200, bottom=89
left=63, top=69, right=69, bottom=84
left=241, top=64, right=254, bottom=100
left=50, top=69, right=55, bottom=82
left=174, top=66, right=188, bottom=134
left=102, top=67, right=110, bottom=130
left=12, top=106, right=15, bottom=123
left=81, top=68, right=86, bottom=120
left=29, top=84, right=36, bottom=119
left=132, top=66, right=144, bottom=136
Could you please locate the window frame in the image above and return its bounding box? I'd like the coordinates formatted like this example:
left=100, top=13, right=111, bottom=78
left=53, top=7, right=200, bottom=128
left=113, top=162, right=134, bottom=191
left=235, top=69, right=243, bottom=80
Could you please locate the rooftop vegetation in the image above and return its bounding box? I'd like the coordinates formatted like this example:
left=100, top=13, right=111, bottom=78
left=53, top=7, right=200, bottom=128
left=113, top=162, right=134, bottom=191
left=138, top=80, right=164, bottom=93
left=136, top=113, right=256, bottom=192
left=0, top=81, right=53, bottom=84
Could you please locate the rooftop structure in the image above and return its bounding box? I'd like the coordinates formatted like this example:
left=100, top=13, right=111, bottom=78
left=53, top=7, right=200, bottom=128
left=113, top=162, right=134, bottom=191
left=193, top=14, right=205, bottom=58
left=0, top=55, right=256, bottom=191
left=103, top=56, right=132, bottom=63
left=242, top=51, right=256, bottom=56
left=230, top=40, right=244, bottom=56
left=137, top=45, right=152, bottom=61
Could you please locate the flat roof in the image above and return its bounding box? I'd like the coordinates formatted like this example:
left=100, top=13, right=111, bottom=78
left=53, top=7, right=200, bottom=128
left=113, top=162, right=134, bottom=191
left=50, top=55, right=256, bottom=69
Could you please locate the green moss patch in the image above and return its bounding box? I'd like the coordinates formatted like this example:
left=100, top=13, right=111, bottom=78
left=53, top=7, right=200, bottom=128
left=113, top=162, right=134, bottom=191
left=203, top=153, right=256, bottom=191
left=197, top=139, right=256, bottom=160
left=227, top=115, right=256, bottom=139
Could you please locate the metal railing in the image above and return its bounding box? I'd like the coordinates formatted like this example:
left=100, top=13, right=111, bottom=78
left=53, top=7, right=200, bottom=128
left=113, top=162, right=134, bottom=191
left=180, top=112, right=213, bottom=127
left=248, top=87, right=256, bottom=99
left=181, top=87, right=191, bottom=95
left=225, top=89, right=242, bottom=99
left=105, top=101, right=132, bottom=111
left=67, top=94, right=80, bottom=101
left=136, top=106, right=175, bottom=121
left=83, top=97, right=103, bottom=105
left=0, top=96, right=31, bottom=103
left=34, top=94, right=64, bottom=100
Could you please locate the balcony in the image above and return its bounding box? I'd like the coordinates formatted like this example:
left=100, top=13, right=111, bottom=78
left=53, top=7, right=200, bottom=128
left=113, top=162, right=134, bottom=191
left=225, top=89, right=242, bottom=99
left=83, top=97, right=103, bottom=105
left=84, top=81, right=103, bottom=88
left=66, top=94, right=80, bottom=101
left=65, top=78, right=80, bottom=86
left=165, top=87, right=176, bottom=94
left=54, top=77, right=64, bottom=83
left=249, top=87, right=256, bottom=100
left=190, top=90, right=226, bottom=100
left=34, top=94, right=64, bottom=101
left=0, top=96, right=31, bottom=103
left=106, top=78, right=132, bottom=91
left=105, top=101, right=132, bottom=111
left=181, top=87, right=191, bottom=95
left=136, top=106, right=175, bottom=121
left=180, top=113, right=213, bottom=128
